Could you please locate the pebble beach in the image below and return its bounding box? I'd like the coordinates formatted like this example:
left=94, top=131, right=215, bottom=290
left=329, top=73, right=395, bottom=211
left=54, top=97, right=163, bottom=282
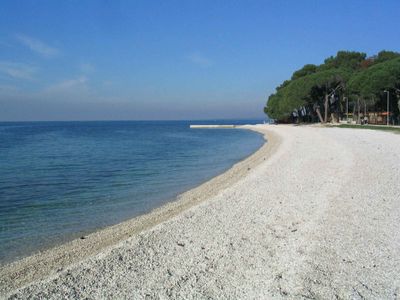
left=1, top=124, right=400, bottom=299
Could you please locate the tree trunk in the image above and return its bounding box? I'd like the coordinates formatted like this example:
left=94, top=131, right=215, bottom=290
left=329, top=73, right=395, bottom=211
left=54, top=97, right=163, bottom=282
left=330, top=113, right=337, bottom=123
left=324, top=94, right=329, bottom=123
left=316, top=107, right=324, bottom=123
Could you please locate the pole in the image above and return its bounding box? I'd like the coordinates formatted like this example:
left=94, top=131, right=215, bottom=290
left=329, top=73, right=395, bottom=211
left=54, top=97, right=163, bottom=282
left=387, top=91, right=389, bottom=126
left=346, top=97, right=348, bottom=123
left=385, top=90, right=390, bottom=126
left=364, top=100, right=367, bottom=124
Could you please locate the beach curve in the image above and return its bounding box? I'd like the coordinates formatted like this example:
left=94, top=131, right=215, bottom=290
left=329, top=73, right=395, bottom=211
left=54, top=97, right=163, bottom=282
left=2, top=124, right=400, bottom=299
left=0, top=124, right=280, bottom=297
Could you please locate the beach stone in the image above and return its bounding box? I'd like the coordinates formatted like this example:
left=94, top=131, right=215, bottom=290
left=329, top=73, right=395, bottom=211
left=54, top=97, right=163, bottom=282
left=1, top=125, right=400, bottom=299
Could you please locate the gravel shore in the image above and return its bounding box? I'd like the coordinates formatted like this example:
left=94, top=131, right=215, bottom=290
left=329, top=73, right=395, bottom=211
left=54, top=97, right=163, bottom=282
left=1, top=125, right=400, bottom=299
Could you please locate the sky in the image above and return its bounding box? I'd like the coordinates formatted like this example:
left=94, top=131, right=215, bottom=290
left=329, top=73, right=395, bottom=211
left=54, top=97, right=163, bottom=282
left=1, top=0, right=400, bottom=121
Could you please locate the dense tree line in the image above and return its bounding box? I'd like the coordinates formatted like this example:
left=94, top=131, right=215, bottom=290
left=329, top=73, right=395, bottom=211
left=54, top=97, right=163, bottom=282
left=264, top=50, right=400, bottom=124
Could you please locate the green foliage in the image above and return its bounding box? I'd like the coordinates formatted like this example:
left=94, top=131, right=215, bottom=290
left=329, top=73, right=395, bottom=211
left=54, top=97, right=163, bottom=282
left=291, top=64, right=317, bottom=80
left=264, top=91, right=290, bottom=120
left=335, top=124, right=400, bottom=134
left=348, top=57, right=400, bottom=97
left=321, top=51, right=366, bottom=71
left=374, top=50, right=400, bottom=64
left=265, top=50, right=400, bottom=121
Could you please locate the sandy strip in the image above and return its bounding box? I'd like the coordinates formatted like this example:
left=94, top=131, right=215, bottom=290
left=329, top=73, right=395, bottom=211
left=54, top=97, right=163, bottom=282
left=2, top=125, right=400, bottom=299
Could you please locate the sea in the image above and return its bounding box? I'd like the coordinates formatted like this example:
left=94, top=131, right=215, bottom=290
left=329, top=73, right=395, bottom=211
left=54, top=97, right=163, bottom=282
left=0, top=120, right=265, bottom=264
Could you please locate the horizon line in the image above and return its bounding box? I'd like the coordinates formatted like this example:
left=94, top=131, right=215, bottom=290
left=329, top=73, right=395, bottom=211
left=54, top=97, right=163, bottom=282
left=0, top=117, right=267, bottom=123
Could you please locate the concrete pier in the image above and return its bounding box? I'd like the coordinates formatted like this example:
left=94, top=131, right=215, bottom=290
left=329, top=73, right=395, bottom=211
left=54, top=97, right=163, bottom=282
left=189, top=124, right=237, bottom=129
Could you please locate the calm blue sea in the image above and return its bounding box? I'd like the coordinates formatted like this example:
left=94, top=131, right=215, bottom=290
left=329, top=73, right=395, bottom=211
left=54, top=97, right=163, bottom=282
left=0, top=120, right=264, bottom=263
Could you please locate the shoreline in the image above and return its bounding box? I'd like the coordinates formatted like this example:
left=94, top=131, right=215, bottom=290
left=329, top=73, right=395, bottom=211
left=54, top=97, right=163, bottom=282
left=2, top=125, right=400, bottom=298
left=0, top=124, right=280, bottom=295
left=0, top=125, right=264, bottom=266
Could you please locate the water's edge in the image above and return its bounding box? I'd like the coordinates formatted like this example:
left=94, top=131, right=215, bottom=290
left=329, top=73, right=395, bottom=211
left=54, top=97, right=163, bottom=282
left=8, top=128, right=264, bottom=265
left=0, top=126, right=280, bottom=295
left=0, top=120, right=264, bottom=264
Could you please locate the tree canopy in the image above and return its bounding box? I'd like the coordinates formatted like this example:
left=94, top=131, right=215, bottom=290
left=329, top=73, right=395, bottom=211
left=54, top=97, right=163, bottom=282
left=348, top=57, right=400, bottom=97
left=264, top=50, right=400, bottom=122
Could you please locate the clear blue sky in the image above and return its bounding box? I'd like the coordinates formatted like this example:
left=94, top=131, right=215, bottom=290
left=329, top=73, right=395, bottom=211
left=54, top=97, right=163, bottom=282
left=1, top=0, right=399, bottom=121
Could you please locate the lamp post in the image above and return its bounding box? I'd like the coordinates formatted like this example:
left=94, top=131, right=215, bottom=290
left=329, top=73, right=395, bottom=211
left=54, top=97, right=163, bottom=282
left=384, top=90, right=389, bottom=126
left=344, top=96, right=348, bottom=123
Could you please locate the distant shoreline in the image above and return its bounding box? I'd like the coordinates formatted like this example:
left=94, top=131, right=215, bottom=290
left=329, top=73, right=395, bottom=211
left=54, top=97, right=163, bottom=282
left=0, top=125, right=279, bottom=295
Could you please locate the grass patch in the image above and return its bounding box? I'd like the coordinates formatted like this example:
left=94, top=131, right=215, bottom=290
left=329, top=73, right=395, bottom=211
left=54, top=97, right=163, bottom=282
left=334, top=124, right=400, bottom=134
